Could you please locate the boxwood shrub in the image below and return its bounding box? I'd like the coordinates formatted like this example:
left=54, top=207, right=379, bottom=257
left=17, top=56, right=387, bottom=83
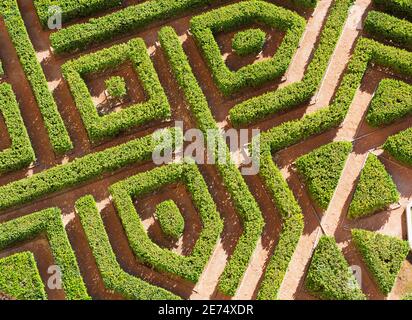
left=0, top=208, right=90, bottom=300
left=155, top=200, right=185, bottom=239
left=0, top=0, right=72, bottom=154
left=0, top=128, right=181, bottom=211
left=348, top=154, right=399, bottom=219
left=367, top=79, right=412, bottom=127
left=232, top=28, right=266, bottom=56
left=373, top=0, right=412, bottom=20
left=352, top=229, right=410, bottom=295
left=384, top=127, right=412, bottom=166
left=105, top=76, right=127, bottom=99
left=75, top=195, right=180, bottom=300
left=110, top=163, right=223, bottom=283
left=296, top=141, right=352, bottom=210
left=230, top=0, right=354, bottom=126
left=62, top=38, right=170, bottom=143
left=159, top=26, right=264, bottom=296
left=306, top=236, right=366, bottom=300
left=0, top=252, right=46, bottom=300
left=0, top=83, right=35, bottom=174
left=34, top=0, right=121, bottom=27
left=190, top=0, right=305, bottom=95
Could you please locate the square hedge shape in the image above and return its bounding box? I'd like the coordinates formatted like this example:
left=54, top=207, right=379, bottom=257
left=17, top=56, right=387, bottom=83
left=109, top=163, right=223, bottom=283
left=190, top=0, right=306, bottom=95
left=62, top=38, right=171, bottom=142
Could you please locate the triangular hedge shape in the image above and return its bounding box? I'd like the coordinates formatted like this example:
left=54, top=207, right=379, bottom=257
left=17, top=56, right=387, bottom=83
left=352, top=229, right=410, bottom=295
left=348, top=154, right=399, bottom=219
left=296, top=141, right=352, bottom=210
left=306, top=236, right=366, bottom=300
left=0, top=252, right=46, bottom=300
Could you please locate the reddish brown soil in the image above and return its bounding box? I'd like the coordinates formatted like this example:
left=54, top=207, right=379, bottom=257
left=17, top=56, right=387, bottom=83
left=0, top=0, right=410, bottom=301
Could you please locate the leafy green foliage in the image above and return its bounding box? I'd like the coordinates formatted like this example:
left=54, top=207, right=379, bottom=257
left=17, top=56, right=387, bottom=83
left=365, top=11, right=412, bottom=48
left=384, top=127, right=412, bottom=166
left=191, top=0, right=305, bottom=95
left=0, top=0, right=72, bottom=154
left=373, top=0, right=412, bottom=20
left=0, top=208, right=90, bottom=299
left=0, top=252, right=46, bottom=300
left=75, top=195, right=180, bottom=300
left=110, top=163, right=223, bottom=283
left=367, top=79, right=412, bottom=127
left=159, top=26, right=264, bottom=296
left=105, top=76, right=127, bottom=99
left=296, top=142, right=352, bottom=210
left=62, top=38, right=170, bottom=142
left=348, top=154, right=399, bottom=219
left=232, top=28, right=266, bottom=56
left=155, top=200, right=184, bottom=239
left=352, top=229, right=410, bottom=294
left=306, top=236, right=366, bottom=300
left=34, top=0, right=121, bottom=27
left=0, top=128, right=181, bottom=211
left=50, top=0, right=218, bottom=54
left=403, top=292, right=412, bottom=300
left=0, top=83, right=35, bottom=174
left=230, top=0, right=355, bottom=126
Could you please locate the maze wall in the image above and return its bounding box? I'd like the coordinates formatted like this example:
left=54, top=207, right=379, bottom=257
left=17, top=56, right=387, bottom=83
left=0, top=0, right=411, bottom=300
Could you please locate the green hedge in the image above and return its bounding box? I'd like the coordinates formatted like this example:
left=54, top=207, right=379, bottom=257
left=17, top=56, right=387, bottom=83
left=0, top=83, right=35, bottom=174
left=50, top=0, right=218, bottom=54
left=384, top=127, right=412, bottom=166
left=296, top=141, right=352, bottom=210
left=75, top=195, right=180, bottom=300
left=365, top=11, right=412, bottom=48
left=306, top=236, right=366, bottom=300
left=62, top=38, right=170, bottom=142
left=0, top=0, right=72, bottom=154
left=352, top=229, right=409, bottom=295
left=367, top=79, right=412, bottom=127
left=190, top=0, right=305, bottom=95
left=348, top=154, right=399, bottom=219
left=159, top=26, right=264, bottom=296
left=403, top=293, right=412, bottom=300
left=0, top=208, right=90, bottom=300
left=110, top=163, right=223, bottom=283
left=373, top=0, right=412, bottom=20
left=105, top=76, right=127, bottom=99
left=0, top=252, right=46, bottom=300
left=230, top=0, right=354, bottom=126
left=155, top=200, right=184, bottom=239
left=34, top=0, right=121, bottom=27
left=0, top=128, right=181, bottom=211
left=232, top=28, right=266, bottom=56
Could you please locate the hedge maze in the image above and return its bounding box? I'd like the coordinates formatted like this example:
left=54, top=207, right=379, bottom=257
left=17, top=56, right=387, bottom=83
left=0, top=0, right=411, bottom=300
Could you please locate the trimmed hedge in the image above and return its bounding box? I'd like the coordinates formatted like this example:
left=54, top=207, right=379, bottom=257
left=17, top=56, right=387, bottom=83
left=352, top=229, right=409, bottom=295
left=384, top=127, right=412, bottom=166
left=0, top=128, right=181, bottom=211
left=62, top=38, right=170, bottom=142
left=50, top=0, right=218, bottom=54
left=230, top=0, right=354, bottom=126
left=404, top=293, right=412, bottom=300
left=75, top=195, right=180, bottom=300
left=191, top=0, right=305, bottom=95
left=232, top=28, right=266, bottom=56
left=373, top=0, right=412, bottom=20
left=306, top=236, right=366, bottom=300
left=159, top=26, right=264, bottom=296
left=155, top=200, right=184, bottom=239
left=0, top=252, right=46, bottom=300
left=367, top=79, right=412, bottom=127
left=348, top=154, right=399, bottom=219
left=110, top=163, right=223, bottom=283
left=296, top=141, right=352, bottom=210
left=365, top=11, right=412, bottom=48
left=0, top=0, right=72, bottom=154
left=105, top=76, right=127, bottom=99
left=34, top=0, right=121, bottom=27
left=0, top=208, right=90, bottom=300
left=0, top=83, right=35, bottom=174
